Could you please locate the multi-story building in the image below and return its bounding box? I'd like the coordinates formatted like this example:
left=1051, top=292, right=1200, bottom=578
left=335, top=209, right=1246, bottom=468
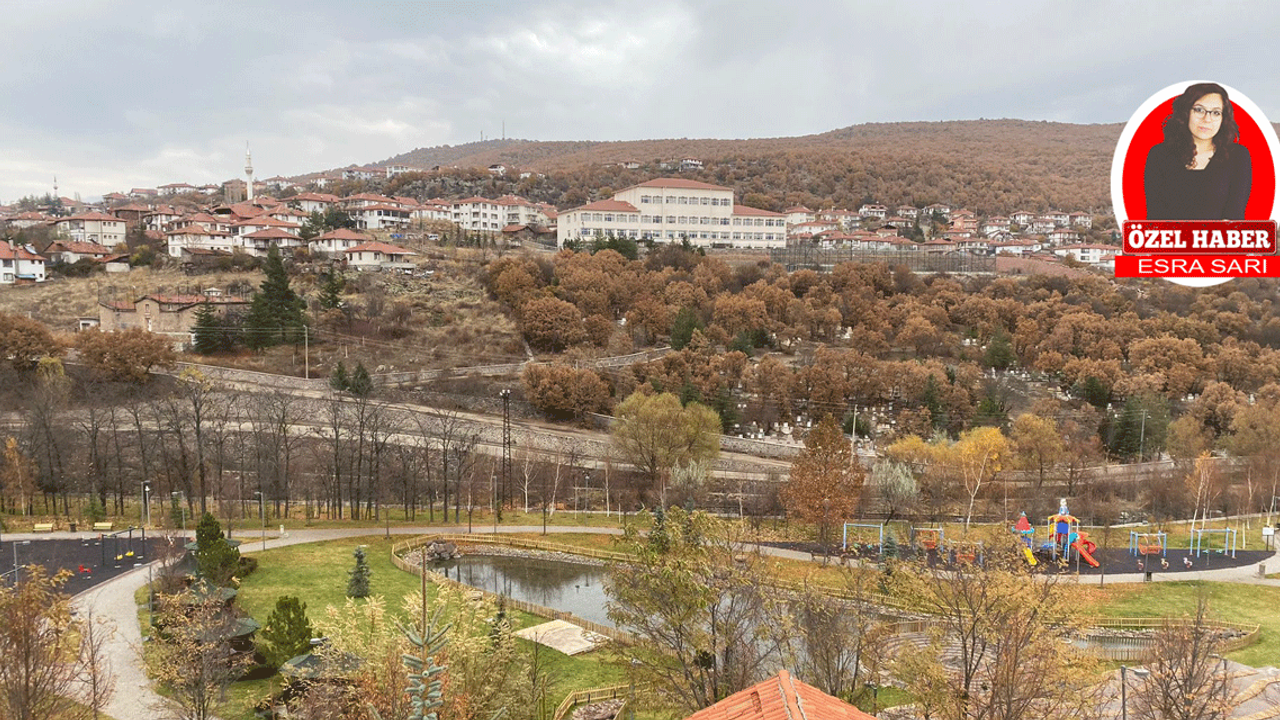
left=556, top=178, right=786, bottom=249
left=54, top=211, right=127, bottom=247
left=0, top=241, right=46, bottom=284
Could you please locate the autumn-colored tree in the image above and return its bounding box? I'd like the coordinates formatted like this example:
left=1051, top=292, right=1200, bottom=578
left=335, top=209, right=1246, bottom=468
left=1009, top=413, right=1064, bottom=489
left=521, top=363, right=610, bottom=420
left=890, top=546, right=1104, bottom=720
left=1128, top=596, right=1237, bottom=720
left=0, top=566, right=113, bottom=720
left=607, top=508, right=782, bottom=714
left=519, top=295, right=586, bottom=352
left=150, top=592, right=254, bottom=720
left=0, top=312, right=62, bottom=370
left=610, top=391, right=720, bottom=505
left=74, top=328, right=176, bottom=383
left=951, top=426, right=1009, bottom=532
left=781, top=415, right=865, bottom=545
left=1, top=436, right=37, bottom=515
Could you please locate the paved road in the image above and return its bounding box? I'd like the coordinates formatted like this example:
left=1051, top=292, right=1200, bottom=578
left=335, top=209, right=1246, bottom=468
left=50, top=524, right=1280, bottom=720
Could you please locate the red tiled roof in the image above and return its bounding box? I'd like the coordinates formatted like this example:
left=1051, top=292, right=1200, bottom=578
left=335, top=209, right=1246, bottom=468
left=733, top=204, right=784, bottom=217
left=232, top=216, right=300, bottom=228
left=242, top=228, right=300, bottom=239
left=684, top=670, right=876, bottom=720
left=574, top=199, right=639, bottom=213
left=292, top=192, right=340, bottom=203
left=344, top=242, right=413, bottom=255
left=167, top=226, right=229, bottom=237
left=47, top=241, right=112, bottom=255
left=315, top=228, right=368, bottom=241
left=0, top=243, right=45, bottom=261
left=629, top=178, right=731, bottom=192
left=353, top=204, right=409, bottom=213
left=60, top=211, right=123, bottom=222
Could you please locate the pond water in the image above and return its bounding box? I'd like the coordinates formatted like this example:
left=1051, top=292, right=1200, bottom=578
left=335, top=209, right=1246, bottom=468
left=433, top=554, right=614, bottom=628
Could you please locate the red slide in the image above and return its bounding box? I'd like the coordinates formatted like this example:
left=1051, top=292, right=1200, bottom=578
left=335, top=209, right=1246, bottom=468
left=1071, top=540, right=1100, bottom=567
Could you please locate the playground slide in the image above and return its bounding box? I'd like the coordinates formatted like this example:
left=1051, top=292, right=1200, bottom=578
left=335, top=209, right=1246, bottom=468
left=1071, top=540, right=1100, bottom=567
left=1022, top=546, right=1037, bottom=566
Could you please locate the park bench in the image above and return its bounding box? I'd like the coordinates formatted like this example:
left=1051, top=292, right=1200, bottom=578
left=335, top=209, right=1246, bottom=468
left=32, top=523, right=54, bottom=532
left=92, top=522, right=113, bottom=532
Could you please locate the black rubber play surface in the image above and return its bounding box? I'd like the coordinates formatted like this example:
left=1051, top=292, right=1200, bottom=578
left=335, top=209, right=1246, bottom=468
left=761, top=541, right=1272, bottom=577
left=2, top=535, right=178, bottom=596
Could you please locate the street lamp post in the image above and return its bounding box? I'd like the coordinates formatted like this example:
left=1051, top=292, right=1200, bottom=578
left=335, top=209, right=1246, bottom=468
left=1120, top=665, right=1150, bottom=720
left=171, top=491, right=186, bottom=533
left=140, top=481, right=151, bottom=528
left=253, top=491, right=265, bottom=552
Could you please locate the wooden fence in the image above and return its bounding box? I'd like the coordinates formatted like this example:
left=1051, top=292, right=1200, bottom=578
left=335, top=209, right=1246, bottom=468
left=388, top=536, right=1262, bottom=666
left=551, top=683, right=636, bottom=720
left=1076, top=616, right=1261, bottom=661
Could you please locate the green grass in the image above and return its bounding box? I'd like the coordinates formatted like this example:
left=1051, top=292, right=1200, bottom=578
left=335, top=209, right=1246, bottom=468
left=1078, top=580, right=1280, bottom=667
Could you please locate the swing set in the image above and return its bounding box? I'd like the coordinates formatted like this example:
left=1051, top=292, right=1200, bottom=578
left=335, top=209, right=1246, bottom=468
left=842, top=523, right=885, bottom=554
left=1129, top=531, right=1167, bottom=557
left=911, top=526, right=945, bottom=551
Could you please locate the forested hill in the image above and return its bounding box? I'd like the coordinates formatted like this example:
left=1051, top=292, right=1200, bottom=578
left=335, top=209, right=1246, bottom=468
left=372, top=119, right=1125, bottom=215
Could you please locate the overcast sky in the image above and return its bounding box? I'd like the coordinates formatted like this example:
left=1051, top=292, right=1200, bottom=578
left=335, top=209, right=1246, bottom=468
left=3, top=0, right=1278, bottom=202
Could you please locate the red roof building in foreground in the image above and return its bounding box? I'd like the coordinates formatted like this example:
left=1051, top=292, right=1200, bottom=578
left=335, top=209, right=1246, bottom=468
left=683, top=670, right=877, bottom=720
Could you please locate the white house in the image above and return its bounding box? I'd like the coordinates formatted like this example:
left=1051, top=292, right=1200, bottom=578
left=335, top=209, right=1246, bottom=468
left=1054, top=243, right=1117, bottom=265
left=343, top=241, right=415, bottom=271
left=0, top=242, right=46, bottom=284
left=55, top=211, right=127, bottom=247
left=166, top=225, right=235, bottom=257
left=240, top=228, right=303, bottom=257
left=44, top=240, right=113, bottom=264
left=310, top=228, right=369, bottom=256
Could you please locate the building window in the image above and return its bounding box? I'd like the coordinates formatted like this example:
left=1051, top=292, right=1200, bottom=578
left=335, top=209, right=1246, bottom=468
left=701, top=197, right=709, bottom=205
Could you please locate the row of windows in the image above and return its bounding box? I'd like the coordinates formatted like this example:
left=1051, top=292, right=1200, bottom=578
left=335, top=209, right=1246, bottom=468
left=577, top=213, right=782, bottom=227
left=580, top=229, right=781, bottom=242
left=638, top=195, right=730, bottom=206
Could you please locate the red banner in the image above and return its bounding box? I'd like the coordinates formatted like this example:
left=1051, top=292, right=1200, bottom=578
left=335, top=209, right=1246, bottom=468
left=1114, top=254, right=1280, bottom=278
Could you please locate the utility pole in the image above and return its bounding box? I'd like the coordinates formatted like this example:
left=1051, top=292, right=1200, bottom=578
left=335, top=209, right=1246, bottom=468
left=501, top=388, right=511, bottom=521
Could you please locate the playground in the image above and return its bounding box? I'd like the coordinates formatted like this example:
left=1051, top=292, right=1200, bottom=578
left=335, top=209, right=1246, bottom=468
left=2, top=532, right=174, bottom=596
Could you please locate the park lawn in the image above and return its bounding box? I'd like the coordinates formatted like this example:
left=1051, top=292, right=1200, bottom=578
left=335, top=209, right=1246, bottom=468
left=1074, top=580, right=1280, bottom=667
left=226, top=534, right=634, bottom=719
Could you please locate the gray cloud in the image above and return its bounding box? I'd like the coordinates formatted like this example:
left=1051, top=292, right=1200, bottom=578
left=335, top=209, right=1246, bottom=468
left=2, top=0, right=1277, bottom=201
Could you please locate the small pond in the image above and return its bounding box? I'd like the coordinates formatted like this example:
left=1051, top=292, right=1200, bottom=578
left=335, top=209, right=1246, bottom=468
left=434, top=554, right=614, bottom=628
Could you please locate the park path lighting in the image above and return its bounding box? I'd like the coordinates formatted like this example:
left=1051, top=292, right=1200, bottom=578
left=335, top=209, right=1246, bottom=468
left=1120, top=665, right=1150, bottom=720
left=140, top=481, right=151, bottom=528
left=253, top=491, right=265, bottom=552
left=171, top=491, right=187, bottom=532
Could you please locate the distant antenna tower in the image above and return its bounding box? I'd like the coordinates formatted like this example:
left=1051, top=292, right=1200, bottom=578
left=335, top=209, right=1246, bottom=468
left=244, top=142, right=255, bottom=202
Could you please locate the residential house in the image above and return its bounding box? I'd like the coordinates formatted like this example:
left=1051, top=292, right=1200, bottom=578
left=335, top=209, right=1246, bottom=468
left=1011, top=210, right=1035, bottom=226
left=858, top=203, right=888, bottom=219
left=97, top=290, right=251, bottom=341
left=6, top=211, right=51, bottom=229
left=144, top=206, right=186, bottom=233
left=342, top=241, right=415, bottom=271
left=1054, top=243, right=1117, bottom=265
left=983, top=216, right=1011, bottom=236
left=159, top=182, right=198, bottom=195
left=341, top=166, right=382, bottom=181
left=55, top=211, right=127, bottom=247
left=240, top=228, right=303, bottom=257
left=1045, top=210, right=1070, bottom=227
left=951, top=209, right=978, bottom=234
left=678, top=157, right=703, bottom=171
left=44, top=240, right=112, bottom=264
left=896, top=204, right=919, bottom=220
left=922, top=202, right=952, bottom=219
left=683, top=670, right=876, bottom=720
left=783, top=205, right=815, bottom=227
left=290, top=192, right=341, bottom=216
left=310, top=228, right=369, bottom=256
left=1069, top=211, right=1093, bottom=229
left=111, top=203, right=152, bottom=227
left=166, top=225, right=236, bottom=257
left=1047, top=229, right=1081, bottom=245
left=0, top=241, right=46, bottom=284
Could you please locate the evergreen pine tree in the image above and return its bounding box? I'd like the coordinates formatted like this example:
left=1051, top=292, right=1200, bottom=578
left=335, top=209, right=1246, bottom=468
left=317, top=270, right=345, bottom=311
left=348, top=362, right=374, bottom=397
left=347, top=546, right=372, bottom=598
left=194, top=512, right=240, bottom=586
left=191, top=301, right=230, bottom=354
left=245, top=246, right=306, bottom=349
left=670, top=307, right=702, bottom=350
left=330, top=361, right=349, bottom=392
left=259, top=595, right=315, bottom=669
left=982, top=330, right=1015, bottom=370
left=883, top=532, right=899, bottom=559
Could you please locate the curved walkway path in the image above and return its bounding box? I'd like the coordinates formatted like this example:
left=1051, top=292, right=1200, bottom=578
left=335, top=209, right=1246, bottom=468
left=35, top=524, right=1279, bottom=720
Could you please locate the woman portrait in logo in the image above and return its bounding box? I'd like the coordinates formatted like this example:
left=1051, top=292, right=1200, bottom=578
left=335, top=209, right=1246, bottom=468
left=1143, top=82, right=1251, bottom=220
